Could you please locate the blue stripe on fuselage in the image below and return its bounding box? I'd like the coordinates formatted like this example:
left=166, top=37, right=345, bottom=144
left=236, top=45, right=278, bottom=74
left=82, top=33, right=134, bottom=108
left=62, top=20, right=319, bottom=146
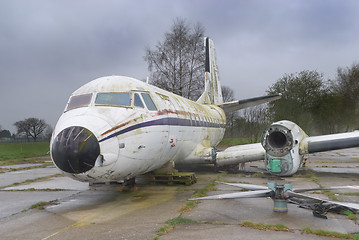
left=99, top=117, right=223, bottom=143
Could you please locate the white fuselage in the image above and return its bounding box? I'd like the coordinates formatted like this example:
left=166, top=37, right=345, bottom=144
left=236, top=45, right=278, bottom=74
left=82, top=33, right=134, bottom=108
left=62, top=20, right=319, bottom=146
left=50, top=76, right=226, bottom=182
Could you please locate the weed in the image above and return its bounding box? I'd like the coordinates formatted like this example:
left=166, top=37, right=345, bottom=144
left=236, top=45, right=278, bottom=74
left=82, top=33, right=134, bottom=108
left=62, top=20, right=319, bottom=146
left=339, top=192, right=359, bottom=197
left=192, top=182, right=217, bottom=198
left=344, top=210, right=358, bottom=221
left=156, top=217, right=197, bottom=236
left=301, top=171, right=319, bottom=183
left=1, top=174, right=63, bottom=189
left=253, top=172, right=265, bottom=178
left=179, top=200, right=197, bottom=212
left=162, top=173, right=225, bottom=237
left=302, top=227, right=359, bottom=239
left=241, top=221, right=292, bottom=232
left=29, top=200, right=57, bottom=210
left=322, top=190, right=339, bottom=201
left=179, top=173, right=225, bottom=213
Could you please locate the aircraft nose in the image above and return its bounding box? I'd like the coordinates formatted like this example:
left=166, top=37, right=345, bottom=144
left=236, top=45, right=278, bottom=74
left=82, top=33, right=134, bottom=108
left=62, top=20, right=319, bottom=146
left=51, top=126, right=100, bottom=174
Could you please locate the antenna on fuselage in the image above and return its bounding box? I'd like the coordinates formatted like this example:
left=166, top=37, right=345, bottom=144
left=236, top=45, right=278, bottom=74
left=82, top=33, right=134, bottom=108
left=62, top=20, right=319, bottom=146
left=146, top=76, right=149, bottom=84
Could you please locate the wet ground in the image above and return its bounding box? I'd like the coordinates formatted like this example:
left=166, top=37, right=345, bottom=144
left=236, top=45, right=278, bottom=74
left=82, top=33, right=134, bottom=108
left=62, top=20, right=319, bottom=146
left=0, top=148, right=358, bottom=240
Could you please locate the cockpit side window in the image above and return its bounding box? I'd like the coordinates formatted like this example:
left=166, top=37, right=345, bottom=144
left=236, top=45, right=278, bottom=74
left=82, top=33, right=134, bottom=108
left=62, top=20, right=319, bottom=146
left=141, top=93, right=157, bottom=111
left=66, top=93, right=92, bottom=111
left=134, top=93, right=144, bottom=108
left=95, top=93, right=131, bottom=106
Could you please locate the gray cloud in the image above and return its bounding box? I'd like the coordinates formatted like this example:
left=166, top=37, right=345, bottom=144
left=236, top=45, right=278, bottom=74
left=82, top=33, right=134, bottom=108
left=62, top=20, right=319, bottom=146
left=1, top=0, right=359, bottom=133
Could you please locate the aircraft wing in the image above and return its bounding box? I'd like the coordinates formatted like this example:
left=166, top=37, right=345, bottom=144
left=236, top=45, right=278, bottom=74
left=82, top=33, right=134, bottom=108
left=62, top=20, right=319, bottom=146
left=218, top=94, right=281, bottom=112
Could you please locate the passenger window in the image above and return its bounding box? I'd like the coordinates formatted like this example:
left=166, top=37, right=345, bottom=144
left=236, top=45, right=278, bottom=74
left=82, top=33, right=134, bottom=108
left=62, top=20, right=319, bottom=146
left=95, top=93, right=130, bottom=106
left=134, top=93, right=144, bottom=108
left=66, top=93, right=92, bottom=111
left=141, top=93, right=157, bottom=111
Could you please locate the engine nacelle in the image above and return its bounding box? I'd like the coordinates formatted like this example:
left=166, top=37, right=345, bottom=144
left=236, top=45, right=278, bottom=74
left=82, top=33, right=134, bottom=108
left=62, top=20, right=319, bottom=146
left=261, top=120, right=308, bottom=176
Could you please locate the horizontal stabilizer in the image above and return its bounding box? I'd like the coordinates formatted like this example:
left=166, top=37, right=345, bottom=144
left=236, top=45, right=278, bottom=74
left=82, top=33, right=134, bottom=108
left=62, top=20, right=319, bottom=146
left=218, top=94, right=281, bottom=112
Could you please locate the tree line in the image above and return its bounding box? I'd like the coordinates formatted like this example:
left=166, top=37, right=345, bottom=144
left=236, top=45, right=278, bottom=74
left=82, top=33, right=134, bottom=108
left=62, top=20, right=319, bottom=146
left=0, top=118, right=52, bottom=142
left=227, top=66, right=359, bottom=141
left=145, top=18, right=359, bottom=141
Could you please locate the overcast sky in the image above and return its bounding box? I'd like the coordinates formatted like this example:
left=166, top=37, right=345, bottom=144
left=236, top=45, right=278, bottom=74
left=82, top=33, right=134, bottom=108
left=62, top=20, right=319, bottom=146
left=1, top=0, right=359, bottom=133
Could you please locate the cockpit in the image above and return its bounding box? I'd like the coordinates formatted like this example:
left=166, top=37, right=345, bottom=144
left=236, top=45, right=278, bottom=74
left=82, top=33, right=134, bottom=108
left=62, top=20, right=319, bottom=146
left=65, top=91, right=158, bottom=112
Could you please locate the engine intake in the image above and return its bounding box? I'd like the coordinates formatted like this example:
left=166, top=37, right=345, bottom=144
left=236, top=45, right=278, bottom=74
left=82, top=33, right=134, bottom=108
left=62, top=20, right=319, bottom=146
left=263, top=124, right=294, bottom=157
left=261, top=120, right=307, bottom=176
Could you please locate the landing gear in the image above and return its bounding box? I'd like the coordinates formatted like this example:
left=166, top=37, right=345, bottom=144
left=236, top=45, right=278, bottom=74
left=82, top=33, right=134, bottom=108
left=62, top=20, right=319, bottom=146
left=89, top=177, right=137, bottom=191
left=214, top=163, right=240, bottom=173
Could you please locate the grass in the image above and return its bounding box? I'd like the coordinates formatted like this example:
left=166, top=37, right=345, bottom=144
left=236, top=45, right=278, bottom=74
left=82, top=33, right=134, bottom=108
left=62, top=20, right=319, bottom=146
left=344, top=210, right=358, bottom=221
left=253, top=172, right=265, bottom=178
left=1, top=174, right=63, bottom=189
left=178, top=180, right=217, bottom=212
left=156, top=217, right=198, bottom=236
left=0, top=142, right=50, bottom=163
left=30, top=201, right=51, bottom=210
left=339, top=192, right=359, bottom=197
left=24, top=199, right=58, bottom=211
left=179, top=200, right=198, bottom=213
left=322, top=190, right=339, bottom=201
left=154, top=173, right=225, bottom=239
left=241, top=221, right=292, bottom=232
left=299, top=170, right=319, bottom=183
left=179, top=173, right=225, bottom=213
left=302, top=227, right=359, bottom=239
left=239, top=222, right=359, bottom=239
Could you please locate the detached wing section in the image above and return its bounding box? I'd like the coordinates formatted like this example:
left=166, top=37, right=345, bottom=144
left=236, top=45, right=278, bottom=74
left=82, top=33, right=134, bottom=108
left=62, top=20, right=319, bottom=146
left=219, top=94, right=281, bottom=112
left=212, top=120, right=359, bottom=177
left=303, top=131, right=359, bottom=153
left=215, top=143, right=265, bottom=166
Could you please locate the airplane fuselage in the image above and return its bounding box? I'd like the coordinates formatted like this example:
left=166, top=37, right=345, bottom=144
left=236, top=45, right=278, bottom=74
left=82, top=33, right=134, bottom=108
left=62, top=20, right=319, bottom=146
left=51, top=76, right=226, bottom=182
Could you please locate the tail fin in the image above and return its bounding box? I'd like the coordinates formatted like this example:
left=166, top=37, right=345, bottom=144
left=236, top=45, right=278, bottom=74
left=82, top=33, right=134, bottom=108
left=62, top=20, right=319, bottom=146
left=197, top=37, right=223, bottom=105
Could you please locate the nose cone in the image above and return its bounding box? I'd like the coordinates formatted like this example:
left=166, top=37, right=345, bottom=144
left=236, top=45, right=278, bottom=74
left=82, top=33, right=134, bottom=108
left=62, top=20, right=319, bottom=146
left=51, top=126, right=100, bottom=174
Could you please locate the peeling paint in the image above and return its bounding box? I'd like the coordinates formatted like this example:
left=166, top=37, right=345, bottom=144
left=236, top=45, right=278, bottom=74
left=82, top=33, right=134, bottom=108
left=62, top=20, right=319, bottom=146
left=52, top=76, right=226, bottom=183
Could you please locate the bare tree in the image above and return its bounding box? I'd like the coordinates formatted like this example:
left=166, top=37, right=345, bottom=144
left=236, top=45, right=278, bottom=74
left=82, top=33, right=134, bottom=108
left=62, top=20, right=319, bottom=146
left=222, top=86, right=236, bottom=137
left=144, top=18, right=205, bottom=100
left=236, top=105, right=269, bottom=142
left=14, top=118, right=48, bottom=142
left=221, top=86, right=234, bottom=102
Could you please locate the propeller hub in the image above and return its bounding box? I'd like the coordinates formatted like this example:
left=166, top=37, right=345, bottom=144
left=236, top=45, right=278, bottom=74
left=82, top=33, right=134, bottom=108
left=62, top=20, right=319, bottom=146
left=268, top=182, right=292, bottom=212
left=273, top=199, right=288, bottom=212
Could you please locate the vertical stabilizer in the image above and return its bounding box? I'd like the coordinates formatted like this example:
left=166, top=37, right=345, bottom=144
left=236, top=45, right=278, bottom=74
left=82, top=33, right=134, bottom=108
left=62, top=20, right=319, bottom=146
left=197, top=38, right=223, bottom=105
